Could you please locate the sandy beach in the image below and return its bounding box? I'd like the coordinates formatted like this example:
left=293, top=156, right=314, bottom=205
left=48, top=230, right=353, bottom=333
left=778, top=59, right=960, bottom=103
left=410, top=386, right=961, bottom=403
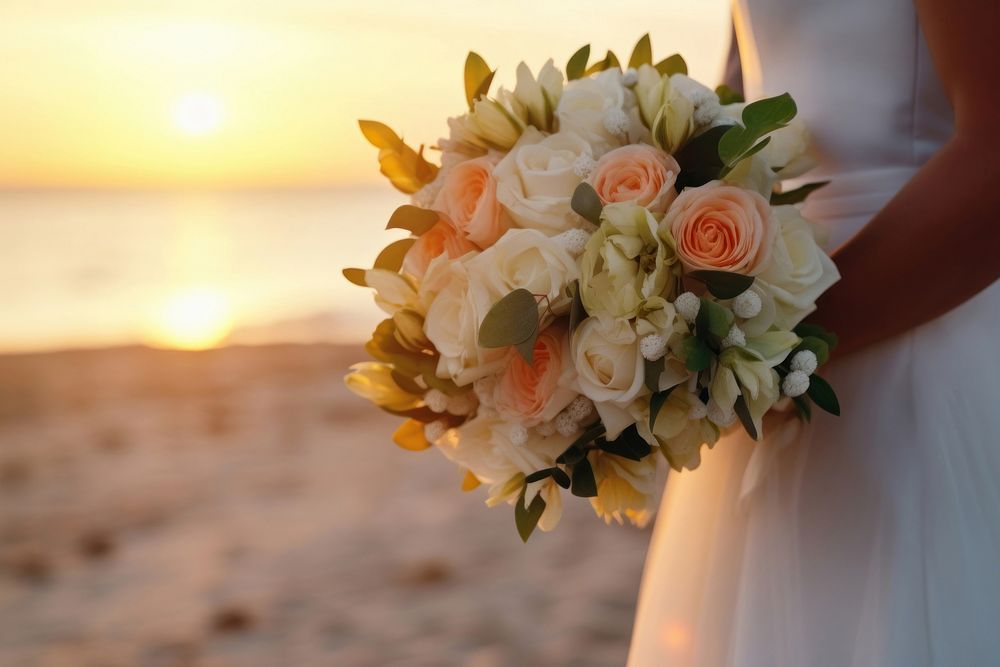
left=0, top=343, right=651, bottom=666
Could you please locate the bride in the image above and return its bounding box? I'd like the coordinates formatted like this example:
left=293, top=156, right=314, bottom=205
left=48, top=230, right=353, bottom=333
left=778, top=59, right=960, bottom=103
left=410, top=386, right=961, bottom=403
left=628, top=0, right=1000, bottom=664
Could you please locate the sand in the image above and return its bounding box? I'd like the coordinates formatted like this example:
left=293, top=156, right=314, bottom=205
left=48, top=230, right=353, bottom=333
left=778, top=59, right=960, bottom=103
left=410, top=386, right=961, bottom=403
left=0, top=344, right=651, bottom=667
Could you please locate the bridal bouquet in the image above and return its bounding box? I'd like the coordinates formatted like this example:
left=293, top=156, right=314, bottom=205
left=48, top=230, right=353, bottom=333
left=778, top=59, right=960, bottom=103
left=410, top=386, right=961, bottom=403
left=345, top=36, right=841, bottom=541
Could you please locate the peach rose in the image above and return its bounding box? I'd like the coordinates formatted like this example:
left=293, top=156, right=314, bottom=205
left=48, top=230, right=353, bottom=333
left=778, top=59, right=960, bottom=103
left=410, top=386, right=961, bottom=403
left=588, top=144, right=680, bottom=213
left=403, top=218, right=477, bottom=277
left=663, top=181, right=776, bottom=275
left=433, top=155, right=508, bottom=249
left=493, top=324, right=576, bottom=425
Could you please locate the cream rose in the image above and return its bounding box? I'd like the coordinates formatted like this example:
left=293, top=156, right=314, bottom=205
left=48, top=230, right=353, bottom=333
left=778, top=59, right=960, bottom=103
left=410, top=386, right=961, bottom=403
left=663, top=181, right=776, bottom=275
left=572, top=315, right=646, bottom=406
left=420, top=254, right=505, bottom=386
left=579, top=202, right=678, bottom=319
left=494, top=127, right=592, bottom=233
left=587, top=144, right=680, bottom=213
left=432, top=154, right=508, bottom=248
left=757, top=205, right=840, bottom=328
left=493, top=323, right=577, bottom=425
left=556, top=69, right=630, bottom=155
left=403, top=217, right=478, bottom=278
left=468, top=228, right=580, bottom=314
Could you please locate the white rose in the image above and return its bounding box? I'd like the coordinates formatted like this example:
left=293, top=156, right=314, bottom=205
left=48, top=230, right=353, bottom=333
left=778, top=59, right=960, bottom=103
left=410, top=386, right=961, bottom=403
left=494, top=127, right=593, bottom=233
left=513, top=59, right=563, bottom=131
left=556, top=69, right=629, bottom=155
left=572, top=315, right=646, bottom=409
left=468, top=228, right=580, bottom=314
left=757, top=206, right=841, bottom=328
left=420, top=254, right=505, bottom=386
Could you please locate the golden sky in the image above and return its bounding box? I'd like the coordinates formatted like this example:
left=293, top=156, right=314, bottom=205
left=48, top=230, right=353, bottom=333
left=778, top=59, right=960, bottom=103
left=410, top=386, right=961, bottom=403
left=0, top=0, right=731, bottom=188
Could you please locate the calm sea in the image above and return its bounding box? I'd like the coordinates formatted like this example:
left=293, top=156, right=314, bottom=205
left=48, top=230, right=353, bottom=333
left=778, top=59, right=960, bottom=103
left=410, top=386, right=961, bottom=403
left=0, top=187, right=408, bottom=353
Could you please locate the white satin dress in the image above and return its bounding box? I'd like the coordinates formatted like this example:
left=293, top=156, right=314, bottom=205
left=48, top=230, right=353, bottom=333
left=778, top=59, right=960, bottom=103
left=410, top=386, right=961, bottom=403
left=628, top=0, right=1000, bottom=665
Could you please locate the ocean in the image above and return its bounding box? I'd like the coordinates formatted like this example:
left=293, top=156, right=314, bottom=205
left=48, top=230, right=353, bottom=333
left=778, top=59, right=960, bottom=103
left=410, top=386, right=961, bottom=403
left=0, top=187, right=407, bottom=353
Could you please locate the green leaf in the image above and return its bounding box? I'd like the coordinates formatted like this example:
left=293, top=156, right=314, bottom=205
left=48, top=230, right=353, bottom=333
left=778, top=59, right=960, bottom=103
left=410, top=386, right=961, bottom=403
left=571, top=457, right=598, bottom=497
left=358, top=119, right=401, bottom=149
left=793, top=322, right=839, bottom=353
left=673, top=124, right=731, bottom=191
left=628, top=33, right=652, bottom=69
left=514, top=335, right=537, bottom=365
left=649, top=386, right=677, bottom=431
left=696, top=298, right=735, bottom=340
left=681, top=336, right=712, bottom=372
left=386, top=205, right=439, bottom=235
left=464, top=52, right=494, bottom=109
left=342, top=267, right=367, bottom=287
left=552, top=468, right=571, bottom=488
left=390, top=369, right=426, bottom=395
left=515, top=485, right=546, bottom=542
left=584, top=50, right=621, bottom=76
left=556, top=422, right=606, bottom=464
left=478, top=289, right=539, bottom=348
left=566, top=44, right=591, bottom=80
left=688, top=270, right=755, bottom=299
left=569, top=281, right=588, bottom=333
left=807, top=374, right=841, bottom=416
left=525, top=468, right=553, bottom=484
left=734, top=394, right=758, bottom=440
left=718, top=93, right=797, bottom=167
left=644, top=357, right=664, bottom=393
left=714, top=84, right=744, bottom=105
left=598, top=425, right=652, bottom=461
left=792, top=395, right=812, bottom=422
left=794, top=336, right=830, bottom=366
left=357, top=120, right=439, bottom=194
left=770, top=181, right=830, bottom=206
left=571, top=182, right=603, bottom=225
left=374, top=238, right=417, bottom=272
left=655, top=53, right=687, bottom=76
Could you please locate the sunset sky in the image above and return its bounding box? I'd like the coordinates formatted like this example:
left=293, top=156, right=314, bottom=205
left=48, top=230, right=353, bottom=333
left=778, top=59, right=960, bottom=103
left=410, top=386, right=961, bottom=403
left=0, top=0, right=731, bottom=189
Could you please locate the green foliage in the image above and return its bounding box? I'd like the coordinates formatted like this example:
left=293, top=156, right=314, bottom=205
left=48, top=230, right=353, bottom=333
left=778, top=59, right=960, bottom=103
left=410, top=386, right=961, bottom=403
left=515, top=484, right=546, bottom=542
left=673, top=124, right=730, bottom=191
left=358, top=120, right=438, bottom=194
left=689, top=270, right=755, bottom=299
left=793, top=395, right=812, bottom=422
left=478, top=289, right=540, bottom=364
left=570, top=457, right=598, bottom=497
left=807, top=374, right=841, bottom=416
left=794, top=336, right=831, bottom=366
left=655, top=53, right=687, bottom=76
left=644, top=357, right=664, bottom=393
left=697, top=298, right=735, bottom=340
left=648, top=386, right=676, bottom=431
left=598, top=425, right=652, bottom=461
left=556, top=422, right=606, bottom=465
left=628, top=34, right=652, bottom=69
left=569, top=281, right=588, bottom=333
left=566, top=44, right=591, bottom=80
left=718, top=93, right=797, bottom=174
left=386, top=205, right=439, bottom=235
left=525, top=467, right=571, bottom=488
left=715, top=84, right=744, bottom=105
left=464, top=52, right=494, bottom=109
left=374, top=238, right=417, bottom=272
left=342, top=267, right=367, bottom=287
left=571, top=182, right=604, bottom=225
left=734, top=394, right=758, bottom=440
left=793, top=322, right=839, bottom=354
left=770, top=181, right=830, bottom=206
left=584, top=50, right=621, bottom=76
left=681, top=336, right=712, bottom=372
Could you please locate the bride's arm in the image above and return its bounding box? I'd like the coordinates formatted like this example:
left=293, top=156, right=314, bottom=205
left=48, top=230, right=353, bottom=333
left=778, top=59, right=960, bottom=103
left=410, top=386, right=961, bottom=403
left=812, top=0, right=1000, bottom=358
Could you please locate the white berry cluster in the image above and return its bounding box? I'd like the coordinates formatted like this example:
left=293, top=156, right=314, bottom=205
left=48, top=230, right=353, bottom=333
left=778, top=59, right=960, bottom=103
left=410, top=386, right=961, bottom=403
left=674, top=291, right=701, bottom=323
left=424, top=388, right=477, bottom=415
left=640, top=333, right=668, bottom=362
left=535, top=396, right=595, bottom=438
left=721, top=324, right=746, bottom=349
left=554, top=228, right=592, bottom=257
left=781, top=350, right=819, bottom=397
left=732, top=289, right=762, bottom=318
left=603, top=107, right=630, bottom=136
left=572, top=154, right=597, bottom=178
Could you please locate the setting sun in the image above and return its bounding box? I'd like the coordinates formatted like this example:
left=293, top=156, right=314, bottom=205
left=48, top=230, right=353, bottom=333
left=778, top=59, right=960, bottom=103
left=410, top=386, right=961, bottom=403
left=148, top=287, right=234, bottom=350
left=172, top=91, right=225, bottom=136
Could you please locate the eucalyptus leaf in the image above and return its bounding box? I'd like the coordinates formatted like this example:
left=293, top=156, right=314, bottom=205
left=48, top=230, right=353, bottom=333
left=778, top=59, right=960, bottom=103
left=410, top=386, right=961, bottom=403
left=571, top=182, right=604, bottom=225
left=649, top=386, right=676, bottom=431
left=715, top=84, right=745, bottom=105
left=515, top=485, right=546, bottom=542
left=515, top=335, right=538, bottom=365
left=478, top=289, right=539, bottom=348
left=342, top=267, right=367, bottom=287
left=807, top=374, right=840, bottom=416
left=386, top=205, right=439, bottom=235
left=689, top=270, right=755, bottom=299
left=571, top=457, right=598, bottom=497
left=734, top=394, right=758, bottom=440
left=771, top=181, right=830, bottom=206
left=374, top=238, right=417, bottom=272
left=718, top=93, right=797, bottom=167
left=644, top=357, right=664, bottom=393
left=566, top=44, right=591, bottom=80
left=682, top=336, right=712, bottom=372
left=655, top=53, right=687, bottom=76
left=464, top=52, right=493, bottom=109
left=628, top=33, right=652, bottom=69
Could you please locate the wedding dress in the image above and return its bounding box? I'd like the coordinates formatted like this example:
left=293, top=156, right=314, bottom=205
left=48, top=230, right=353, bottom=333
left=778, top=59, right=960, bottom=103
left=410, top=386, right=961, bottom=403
left=628, top=0, right=1000, bottom=664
